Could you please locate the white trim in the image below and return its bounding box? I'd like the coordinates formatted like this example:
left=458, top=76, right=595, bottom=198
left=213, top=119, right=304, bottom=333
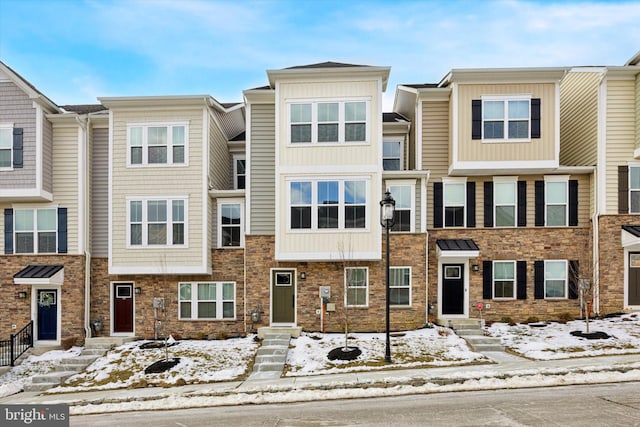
left=245, top=103, right=252, bottom=233
left=32, top=286, right=62, bottom=347
left=109, top=264, right=209, bottom=275
left=597, top=78, right=607, bottom=214
left=386, top=179, right=416, bottom=232
left=203, top=108, right=210, bottom=274
left=125, top=196, right=189, bottom=248
left=0, top=124, right=14, bottom=170
left=437, top=258, right=470, bottom=319
left=441, top=177, right=467, bottom=228
left=627, top=162, right=640, bottom=213
left=492, top=260, right=517, bottom=300
left=382, top=138, right=403, bottom=171
left=217, top=198, right=245, bottom=248
left=269, top=268, right=297, bottom=327
left=480, top=95, right=532, bottom=143
left=109, top=282, right=136, bottom=337
left=0, top=188, right=53, bottom=200
left=233, top=154, right=246, bottom=190
left=420, top=175, right=427, bottom=233
left=389, top=266, right=412, bottom=307
left=544, top=175, right=569, bottom=227
left=344, top=266, right=369, bottom=308
left=493, top=177, right=518, bottom=228
left=624, top=249, right=640, bottom=310
left=543, top=260, right=568, bottom=300
left=108, top=110, right=114, bottom=274
left=77, top=125, right=85, bottom=253
left=276, top=251, right=379, bottom=262
left=126, top=121, right=190, bottom=167
left=449, top=159, right=559, bottom=175
left=279, top=164, right=378, bottom=174
left=177, top=281, right=237, bottom=321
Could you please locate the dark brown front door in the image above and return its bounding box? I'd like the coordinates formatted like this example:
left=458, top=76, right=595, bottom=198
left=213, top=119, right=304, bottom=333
left=272, top=271, right=295, bottom=324
left=629, top=254, right=640, bottom=306
left=113, top=283, right=134, bottom=333
left=442, top=264, right=465, bottom=315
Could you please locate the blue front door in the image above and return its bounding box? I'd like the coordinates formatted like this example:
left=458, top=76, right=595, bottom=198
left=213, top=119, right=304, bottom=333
left=37, top=289, right=58, bottom=340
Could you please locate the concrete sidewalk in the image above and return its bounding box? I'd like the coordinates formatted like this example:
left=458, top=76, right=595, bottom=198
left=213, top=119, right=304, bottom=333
left=1, top=350, right=640, bottom=414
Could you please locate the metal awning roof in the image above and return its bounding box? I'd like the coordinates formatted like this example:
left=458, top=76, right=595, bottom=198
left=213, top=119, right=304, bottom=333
left=436, top=239, right=480, bottom=258
left=13, top=264, right=64, bottom=285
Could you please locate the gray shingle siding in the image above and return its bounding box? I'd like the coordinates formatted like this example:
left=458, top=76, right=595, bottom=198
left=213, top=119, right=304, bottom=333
left=249, top=104, right=275, bottom=234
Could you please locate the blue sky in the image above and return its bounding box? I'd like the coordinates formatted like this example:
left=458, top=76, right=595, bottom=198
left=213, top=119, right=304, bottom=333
left=1, top=0, right=639, bottom=109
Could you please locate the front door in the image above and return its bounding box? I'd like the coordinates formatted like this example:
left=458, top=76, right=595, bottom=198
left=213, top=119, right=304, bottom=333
left=629, top=253, right=640, bottom=306
left=442, top=264, right=465, bottom=315
left=272, top=271, right=295, bottom=324
left=113, top=283, right=134, bottom=334
left=37, top=289, right=58, bottom=340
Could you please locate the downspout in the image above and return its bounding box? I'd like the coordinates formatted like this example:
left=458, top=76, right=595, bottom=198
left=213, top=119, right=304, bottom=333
left=76, top=115, right=92, bottom=340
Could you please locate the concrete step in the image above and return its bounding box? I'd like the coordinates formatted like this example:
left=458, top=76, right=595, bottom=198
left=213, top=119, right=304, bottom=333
left=255, top=354, right=287, bottom=365
left=85, top=337, right=136, bottom=346
left=464, top=336, right=500, bottom=345
left=252, top=362, right=285, bottom=372
left=81, top=348, right=110, bottom=356
left=470, top=343, right=505, bottom=352
left=256, top=347, right=288, bottom=356
left=54, top=363, right=86, bottom=372
left=24, top=382, right=62, bottom=392
left=257, top=327, right=301, bottom=339
left=30, top=371, right=75, bottom=384
left=261, top=339, right=290, bottom=348
left=60, top=355, right=98, bottom=366
left=455, top=329, right=484, bottom=336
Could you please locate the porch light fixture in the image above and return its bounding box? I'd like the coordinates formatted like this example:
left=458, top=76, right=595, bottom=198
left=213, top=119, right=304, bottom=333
left=380, top=190, right=396, bottom=363
left=17, top=291, right=27, bottom=299
left=472, top=264, right=480, bottom=272
left=134, top=287, right=142, bottom=295
left=300, top=272, right=306, bottom=280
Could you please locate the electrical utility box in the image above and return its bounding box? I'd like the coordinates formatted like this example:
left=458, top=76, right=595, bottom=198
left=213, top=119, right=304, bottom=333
left=319, top=286, right=331, bottom=299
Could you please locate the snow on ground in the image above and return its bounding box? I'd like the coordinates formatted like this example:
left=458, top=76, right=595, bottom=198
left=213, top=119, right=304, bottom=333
left=286, top=327, right=488, bottom=376
left=487, top=313, right=640, bottom=359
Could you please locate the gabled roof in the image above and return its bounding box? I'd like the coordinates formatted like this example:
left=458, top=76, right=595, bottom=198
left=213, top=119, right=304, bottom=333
left=0, top=61, right=60, bottom=113
left=61, top=104, right=108, bottom=114
left=625, top=50, right=640, bottom=66
left=383, top=112, right=410, bottom=123
left=266, top=61, right=391, bottom=91
left=285, top=61, right=370, bottom=70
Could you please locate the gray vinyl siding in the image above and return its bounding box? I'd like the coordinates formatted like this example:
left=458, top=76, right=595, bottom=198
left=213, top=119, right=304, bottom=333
left=249, top=104, right=275, bottom=234
left=208, top=111, right=231, bottom=190
left=91, top=127, right=109, bottom=256
left=0, top=81, right=36, bottom=188
left=42, top=116, right=53, bottom=193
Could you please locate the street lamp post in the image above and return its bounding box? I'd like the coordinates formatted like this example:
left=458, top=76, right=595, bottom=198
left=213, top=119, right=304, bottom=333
left=380, top=190, right=396, bottom=363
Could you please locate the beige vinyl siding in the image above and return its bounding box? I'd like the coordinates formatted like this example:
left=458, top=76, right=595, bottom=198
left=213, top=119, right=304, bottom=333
left=560, top=71, right=601, bottom=166
left=456, top=83, right=557, bottom=162
left=0, top=81, right=36, bottom=188
left=42, top=116, right=53, bottom=193
left=51, top=124, right=79, bottom=253
left=249, top=103, right=276, bottom=234
left=110, top=108, right=206, bottom=270
left=604, top=79, right=636, bottom=214
left=636, top=75, right=640, bottom=151
left=91, top=127, right=109, bottom=257
left=421, top=101, right=450, bottom=229
left=208, top=110, right=232, bottom=190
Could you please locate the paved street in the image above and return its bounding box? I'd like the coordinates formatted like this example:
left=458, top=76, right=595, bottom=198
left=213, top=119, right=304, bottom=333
left=70, top=381, right=640, bottom=427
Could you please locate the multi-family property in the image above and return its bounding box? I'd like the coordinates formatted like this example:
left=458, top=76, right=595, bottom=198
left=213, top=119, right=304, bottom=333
left=0, top=51, right=638, bottom=349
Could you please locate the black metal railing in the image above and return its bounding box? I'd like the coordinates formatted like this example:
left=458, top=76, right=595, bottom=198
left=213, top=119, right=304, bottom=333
left=0, top=321, right=33, bottom=367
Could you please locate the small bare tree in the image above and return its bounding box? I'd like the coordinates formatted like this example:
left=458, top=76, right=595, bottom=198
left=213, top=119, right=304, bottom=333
left=570, top=260, right=597, bottom=334
left=337, top=238, right=356, bottom=351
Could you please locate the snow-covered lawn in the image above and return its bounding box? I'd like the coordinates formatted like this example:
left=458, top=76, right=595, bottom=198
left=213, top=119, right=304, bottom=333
left=488, top=313, right=640, bottom=360
left=285, top=327, right=488, bottom=376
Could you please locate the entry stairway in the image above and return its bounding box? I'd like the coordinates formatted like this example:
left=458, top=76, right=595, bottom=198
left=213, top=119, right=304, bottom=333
left=443, top=318, right=505, bottom=352
left=25, top=337, right=134, bottom=392
left=248, top=327, right=301, bottom=380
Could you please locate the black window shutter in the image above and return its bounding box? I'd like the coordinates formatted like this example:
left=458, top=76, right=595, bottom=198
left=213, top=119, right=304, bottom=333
left=484, top=181, right=493, bottom=227
left=534, top=260, right=544, bottom=299
left=569, top=180, right=579, bottom=226
left=467, top=181, right=476, bottom=228
left=517, top=181, right=527, bottom=227
left=619, top=165, right=629, bottom=214
left=58, top=207, right=67, bottom=254
left=434, top=182, right=443, bottom=228
left=517, top=261, right=527, bottom=300
left=472, top=100, right=482, bottom=140
left=4, top=208, right=13, bottom=254
left=535, top=181, right=545, bottom=226
left=531, top=98, right=541, bottom=139
left=569, top=260, right=579, bottom=299
left=483, top=261, right=493, bottom=299
left=13, top=128, right=23, bottom=168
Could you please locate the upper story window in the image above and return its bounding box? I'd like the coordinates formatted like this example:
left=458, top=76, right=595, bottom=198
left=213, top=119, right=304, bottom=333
left=383, top=141, right=401, bottom=171
left=629, top=166, right=640, bottom=213
left=494, top=181, right=517, bottom=227
left=535, top=177, right=578, bottom=227
left=289, top=100, right=368, bottom=144
left=472, top=96, right=540, bottom=142
left=234, top=156, right=246, bottom=190
left=388, top=183, right=414, bottom=232
left=345, top=267, right=368, bottom=307
left=444, top=182, right=465, bottom=227
left=14, top=208, right=57, bottom=253
left=545, top=180, right=567, bottom=226
left=128, top=197, right=187, bottom=247
left=128, top=123, right=188, bottom=166
left=289, top=179, right=368, bottom=231
left=218, top=200, right=243, bottom=248
left=0, top=127, right=13, bottom=169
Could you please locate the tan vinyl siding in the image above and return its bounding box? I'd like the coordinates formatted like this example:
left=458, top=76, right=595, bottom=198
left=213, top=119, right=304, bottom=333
left=456, top=83, right=557, bottom=162
left=636, top=75, right=640, bottom=151
left=208, top=111, right=231, bottom=190
left=91, top=127, right=109, bottom=257
left=110, top=108, right=206, bottom=270
left=560, top=71, right=601, bottom=166
left=52, top=124, right=79, bottom=253
left=605, top=79, right=636, bottom=214
left=421, top=101, right=450, bottom=229
left=249, top=103, right=276, bottom=234
left=42, top=116, right=53, bottom=193
left=0, top=81, right=36, bottom=188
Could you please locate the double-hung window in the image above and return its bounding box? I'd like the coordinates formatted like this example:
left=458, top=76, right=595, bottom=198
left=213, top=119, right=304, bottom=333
left=128, top=123, right=187, bottom=166
left=289, top=100, right=368, bottom=144
left=383, top=141, right=402, bottom=171
left=128, top=198, right=187, bottom=247
left=345, top=267, right=368, bottom=307
left=289, top=179, right=367, bottom=230
left=544, top=260, right=567, bottom=299
left=482, top=97, right=531, bottom=141
left=14, top=208, right=57, bottom=253
left=234, top=156, right=246, bottom=190
left=493, top=261, right=515, bottom=299
left=444, top=182, right=465, bottom=227
left=218, top=201, right=243, bottom=247
left=545, top=179, right=568, bottom=227
left=388, top=183, right=413, bottom=232
left=390, top=267, right=411, bottom=306
left=0, top=126, right=12, bottom=168
left=494, top=181, right=516, bottom=227
left=630, top=166, right=640, bottom=213
left=178, top=282, right=235, bottom=320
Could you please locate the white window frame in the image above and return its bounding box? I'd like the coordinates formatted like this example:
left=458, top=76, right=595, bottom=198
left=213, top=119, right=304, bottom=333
left=383, top=139, right=403, bottom=171
left=127, top=122, right=189, bottom=167
left=14, top=207, right=58, bottom=254
left=287, top=99, right=370, bottom=145
left=442, top=177, right=467, bottom=228
left=629, top=164, right=640, bottom=214
left=127, top=196, right=188, bottom=248
left=178, top=282, right=236, bottom=320
left=345, top=267, right=369, bottom=307
left=493, top=260, right=516, bottom=300
left=0, top=125, right=13, bottom=170
left=494, top=177, right=517, bottom=228
left=481, top=95, right=532, bottom=142
left=233, top=155, right=246, bottom=190
left=544, top=260, right=568, bottom=299
left=217, top=199, right=244, bottom=248
left=287, top=177, right=369, bottom=231
left=390, top=266, right=411, bottom=307
left=387, top=180, right=415, bottom=232
left=544, top=176, right=569, bottom=227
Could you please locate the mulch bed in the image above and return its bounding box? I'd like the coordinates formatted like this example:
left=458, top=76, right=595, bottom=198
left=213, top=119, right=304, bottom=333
left=144, top=358, right=181, bottom=374
left=327, top=346, right=362, bottom=361
left=570, top=330, right=612, bottom=340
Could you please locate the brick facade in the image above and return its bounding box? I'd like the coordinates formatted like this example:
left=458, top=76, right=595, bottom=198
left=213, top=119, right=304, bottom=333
left=429, top=227, right=592, bottom=323
left=245, top=233, right=428, bottom=333
left=598, top=215, right=630, bottom=314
